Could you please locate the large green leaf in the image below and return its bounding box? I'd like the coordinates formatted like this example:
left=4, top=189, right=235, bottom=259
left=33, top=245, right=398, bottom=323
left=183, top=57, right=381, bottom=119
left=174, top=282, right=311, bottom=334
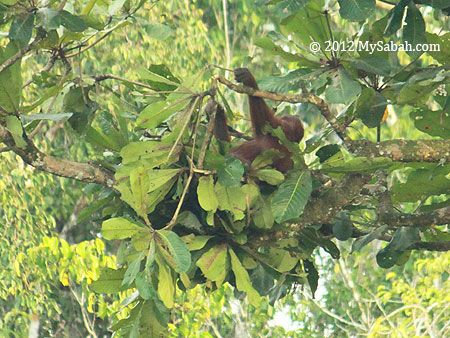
left=384, top=0, right=409, bottom=35
left=403, top=3, right=426, bottom=57
left=197, top=175, right=218, bottom=212
left=59, top=10, right=88, bottom=32
left=215, top=183, right=246, bottom=221
left=9, top=13, right=34, bottom=48
left=338, top=0, right=375, bottom=21
left=411, top=109, right=450, bottom=139
left=156, top=230, right=191, bottom=273
left=325, top=68, right=361, bottom=105
left=91, top=268, right=128, bottom=293
left=136, top=99, right=189, bottom=129
left=196, top=244, right=228, bottom=286
left=229, top=248, right=262, bottom=307
left=130, top=166, right=150, bottom=218
left=101, top=217, right=146, bottom=240
left=272, top=170, right=312, bottom=223
left=392, top=168, right=450, bottom=202
left=119, top=141, right=174, bottom=165
left=217, top=157, right=244, bottom=187
left=122, top=251, right=145, bottom=286
left=156, top=255, right=175, bottom=308
left=0, top=43, right=22, bottom=112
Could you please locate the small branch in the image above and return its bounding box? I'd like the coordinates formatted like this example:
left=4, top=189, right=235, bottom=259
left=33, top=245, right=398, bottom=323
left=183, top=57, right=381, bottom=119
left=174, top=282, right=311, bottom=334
left=23, top=53, right=57, bottom=88
left=216, top=75, right=351, bottom=145
left=66, top=29, right=115, bottom=58
left=349, top=139, right=450, bottom=163
left=0, top=34, right=45, bottom=74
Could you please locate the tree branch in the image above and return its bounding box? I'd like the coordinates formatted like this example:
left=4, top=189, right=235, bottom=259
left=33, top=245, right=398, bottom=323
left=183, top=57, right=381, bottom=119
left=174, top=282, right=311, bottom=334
left=349, top=139, right=450, bottom=163
left=379, top=206, right=450, bottom=227
left=292, top=173, right=372, bottom=230
left=0, top=125, right=114, bottom=187
left=216, top=75, right=352, bottom=145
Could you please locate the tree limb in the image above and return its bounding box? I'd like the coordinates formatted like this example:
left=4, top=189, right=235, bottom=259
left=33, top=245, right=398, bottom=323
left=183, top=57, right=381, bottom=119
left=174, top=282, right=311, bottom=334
left=0, top=125, right=114, bottom=187
left=349, top=139, right=450, bottom=163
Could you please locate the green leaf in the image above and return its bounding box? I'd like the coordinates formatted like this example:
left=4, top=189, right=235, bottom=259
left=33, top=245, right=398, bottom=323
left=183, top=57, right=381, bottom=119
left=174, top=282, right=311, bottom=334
left=316, top=144, right=341, bottom=163
left=268, top=248, right=298, bottom=272
left=9, top=14, right=34, bottom=48
left=403, top=3, right=426, bottom=57
left=197, top=176, right=219, bottom=212
left=253, top=196, right=275, bottom=229
left=146, top=169, right=182, bottom=192
left=174, top=211, right=203, bottom=232
left=325, top=68, right=361, bottom=105
left=0, top=43, right=22, bottom=112
left=137, top=99, right=189, bottom=129
left=215, top=183, right=246, bottom=221
left=109, top=0, right=126, bottom=15
left=338, top=0, right=375, bottom=21
left=101, top=217, right=146, bottom=240
left=130, top=166, right=150, bottom=218
left=5, top=115, right=26, bottom=148
left=156, top=255, right=175, bottom=308
left=119, top=141, right=174, bottom=165
left=36, top=8, right=61, bottom=30
left=304, top=260, right=319, bottom=297
left=254, top=169, right=285, bottom=185
left=229, top=248, right=262, bottom=307
left=91, top=268, right=127, bottom=293
left=411, top=109, right=450, bottom=139
left=196, top=244, right=228, bottom=286
left=255, top=37, right=317, bottom=67
left=272, top=170, right=312, bottom=223
left=135, top=273, right=156, bottom=300
left=156, top=230, right=191, bottom=273
left=332, top=218, right=353, bottom=241
left=217, top=157, right=244, bottom=187
left=384, top=0, right=409, bottom=35
left=392, top=168, right=450, bottom=202
left=148, top=23, right=175, bottom=40
left=360, top=92, right=388, bottom=128
left=348, top=56, right=390, bottom=77
left=122, top=252, right=145, bottom=286
left=138, top=67, right=183, bottom=88
left=272, top=0, right=310, bottom=19
left=65, top=86, right=98, bottom=134
left=59, top=10, right=88, bottom=32
left=183, top=235, right=213, bottom=251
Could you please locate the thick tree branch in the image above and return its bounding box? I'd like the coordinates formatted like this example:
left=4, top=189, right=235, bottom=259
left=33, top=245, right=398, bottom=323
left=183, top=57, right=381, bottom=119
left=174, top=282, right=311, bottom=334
left=0, top=125, right=114, bottom=187
left=379, top=206, right=450, bottom=227
left=216, top=75, right=352, bottom=145
left=349, top=139, right=450, bottom=163
left=292, top=173, right=372, bottom=230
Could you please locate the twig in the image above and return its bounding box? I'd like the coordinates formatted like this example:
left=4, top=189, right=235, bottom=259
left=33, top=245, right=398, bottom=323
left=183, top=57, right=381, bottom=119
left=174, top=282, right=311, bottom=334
left=164, top=97, right=204, bottom=229
left=0, top=35, right=45, bottom=75
left=167, top=96, right=200, bottom=161
left=23, top=53, right=57, bottom=88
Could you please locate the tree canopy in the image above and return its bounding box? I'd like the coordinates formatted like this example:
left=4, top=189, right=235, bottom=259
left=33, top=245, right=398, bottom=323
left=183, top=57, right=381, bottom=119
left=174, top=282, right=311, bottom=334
left=1, top=0, right=449, bottom=337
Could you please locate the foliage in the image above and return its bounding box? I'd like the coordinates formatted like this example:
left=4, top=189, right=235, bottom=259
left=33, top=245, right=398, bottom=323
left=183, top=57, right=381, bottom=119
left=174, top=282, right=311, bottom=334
left=0, top=0, right=449, bottom=336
